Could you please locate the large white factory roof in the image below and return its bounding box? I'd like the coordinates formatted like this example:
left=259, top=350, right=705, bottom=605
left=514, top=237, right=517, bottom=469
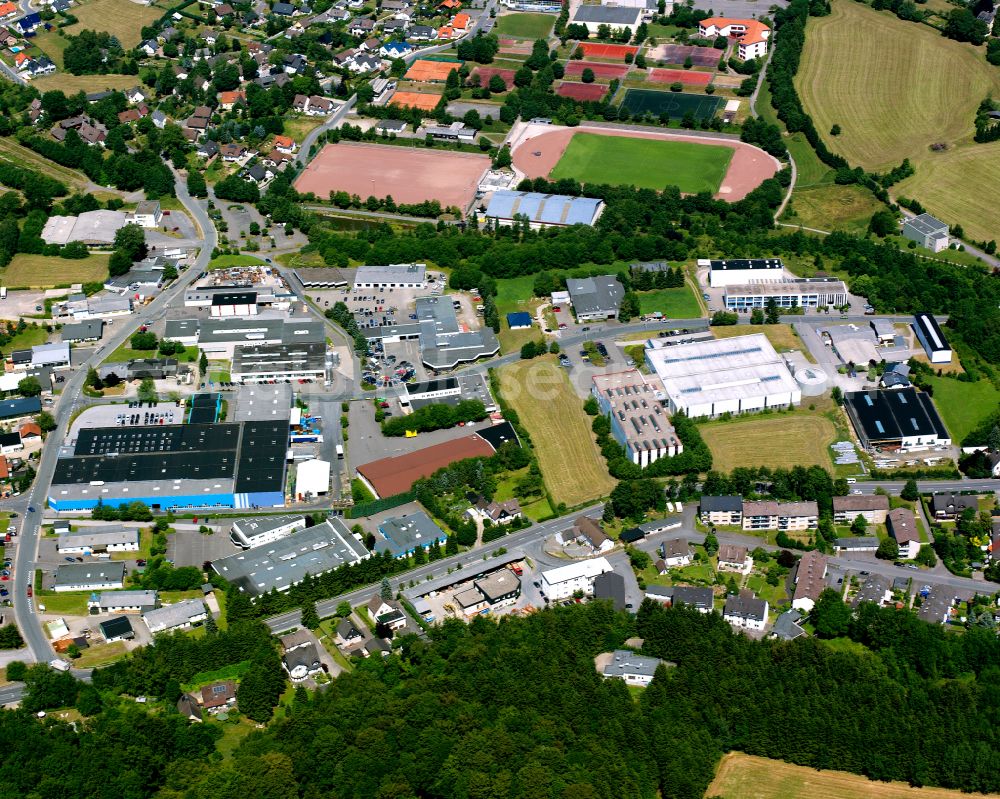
left=646, top=333, right=798, bottom=406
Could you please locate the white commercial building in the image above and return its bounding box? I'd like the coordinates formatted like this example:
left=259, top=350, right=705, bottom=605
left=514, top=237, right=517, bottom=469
left=89, top=590, right=158, bottom=614
left=723, top=278, right=848, bottom=311
left=540, top=557, right=613, bottom=601
left=142, top=599, right=208, bottom=633
left=41, top=210, right=129, bottom=246
left=645, top=333, right=801, bottom=418
left=354, top=263, right=426, bottom=289
left=230, top=515, right=307, bottom=549
left=295, top=459, right=331, bottom=500
left=56, top=526, right=140, bottom=554
left=132, top=200, right=163, bottom=228
left=703, top=258, right=784, bottom=288
left=591, top=370, right=683, bottom=467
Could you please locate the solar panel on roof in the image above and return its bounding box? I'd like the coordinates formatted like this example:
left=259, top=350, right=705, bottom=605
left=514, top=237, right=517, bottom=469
left=875, top=421, right=884, bottom=433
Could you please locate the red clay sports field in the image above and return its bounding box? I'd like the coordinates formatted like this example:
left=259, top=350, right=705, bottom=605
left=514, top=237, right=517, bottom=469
left=648, top=69, right=713, bottom=85
left=293, top=142, right=490, bottom=210
left=556, top=82, right=608, bottom=101
left=510, top=125, right=779, bottom=202
left=577, top=42, right=638, bottom=59
left=564, top=61, right=629, bottom=79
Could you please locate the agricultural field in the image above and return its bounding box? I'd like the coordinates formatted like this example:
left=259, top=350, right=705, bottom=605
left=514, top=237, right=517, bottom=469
left=796, top=0, right=1000, bottom=241
left=700, top=412, right=837, bottom=472
left=2, top=253, right=109, bottom=287
left=498, top=356, right=615, bottom=508
left=65, top=0, right=161, bottom=48
left=782, top=184, right=885, bottom=235
left=926, top=376, right=1000, bottom=445
left=0, top=137, right=91, bottom=192
left=495, top=12, right=554, bottom=39
left=31, top=73, right=137, bottom=94
left=707, top=752, right=1000, bottom=799
left=636, top=285, right=702, bottom=318
left=549, top=133, right=733, bottom=194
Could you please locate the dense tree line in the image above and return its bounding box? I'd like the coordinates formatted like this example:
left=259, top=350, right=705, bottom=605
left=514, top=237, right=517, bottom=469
left=381, top=399, right=487, bottom=436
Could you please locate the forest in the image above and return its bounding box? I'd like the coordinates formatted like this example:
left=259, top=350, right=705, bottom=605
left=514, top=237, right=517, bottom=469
left=7, top=602, right=1000, bottom=798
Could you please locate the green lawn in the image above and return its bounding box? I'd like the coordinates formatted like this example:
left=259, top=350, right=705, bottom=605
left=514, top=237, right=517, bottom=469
left=2, top=253, right=110, bottom=288
left=105, top=342, right=199, bottom=364
left=549, top=133, right=734, bottom=194
left=637, top=286, right=702, bottom=319
left=3, top=325, right=50, bottom=353
left=495, top=12, right=554, bottom=39
left=208, top=254, right=267, bottom=270
left=926, top=376, right=1000, bottom=445
left=36, top=592, right=90, bottom=616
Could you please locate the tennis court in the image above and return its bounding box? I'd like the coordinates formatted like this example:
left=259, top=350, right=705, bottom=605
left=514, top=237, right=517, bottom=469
left=404, top=59, right=462, bottom=82
left=565, top=60, right=629, bottom=79
left=648, top=43, right=721, bottom=67
left=556, top=81, right=608, bottom=101
left=473, top=66, right=516, bottom=90
left=390, top=91, right=443, bottom=111
left=621, top=89, right=722, bottom=120
left=648, top=68, right=713, bottom=85
left=577, top=42, right=638, bottom=59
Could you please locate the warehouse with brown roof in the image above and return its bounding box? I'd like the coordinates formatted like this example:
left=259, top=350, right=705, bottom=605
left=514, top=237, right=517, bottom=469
left=355, top=434, right=496, bottom=498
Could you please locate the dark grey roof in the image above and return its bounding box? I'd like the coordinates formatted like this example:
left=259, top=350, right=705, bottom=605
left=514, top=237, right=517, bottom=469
left=844, top=388, right=947, bottom=443
left=592, top=571, right=626, bottom=611
left=771, top=609, right=806, bottom=640
left=573, top=4, right=640, bottom=23
left=700, top=495, right=743, bottom=513
left=724, top=592, right=767, bottom=622
left=565, top=275, right=624, bottom=316
left=853, top=574, right=890, bottom=607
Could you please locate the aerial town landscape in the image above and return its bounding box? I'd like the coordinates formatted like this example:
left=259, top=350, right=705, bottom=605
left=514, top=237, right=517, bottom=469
left=0, top=0, right=998, bottom=795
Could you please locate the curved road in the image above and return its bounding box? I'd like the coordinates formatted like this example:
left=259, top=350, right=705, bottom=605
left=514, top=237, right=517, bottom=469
left=11, top=167, right=217, bottom=665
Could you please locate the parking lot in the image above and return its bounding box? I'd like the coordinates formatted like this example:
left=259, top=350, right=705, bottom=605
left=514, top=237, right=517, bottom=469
left=167, top=528, right=242, bottom=568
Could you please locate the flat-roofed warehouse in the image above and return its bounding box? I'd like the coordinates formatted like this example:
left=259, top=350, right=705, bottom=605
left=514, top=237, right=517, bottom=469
left=703, top=258, right=784, bottom=288
left=292, top=267, right=348, bottom=288
left=483, top=191, right=604, bottom=229
left=723, top=278, right=848, bottom=311
left=844, top=387, right=950, bottom=452
left=47, top=421, right=289, bottom=511
left=354, top=263, right=426, bottom=289
left=913, top=313, right=952, bottom=364
left=592, top=369, right=683, bottom=467
left=645, top=333, right=801, bottom=418
left=164, top=317, right=325, bottom=358
left=231, top=341, right=328, bottom=384
left=212, top=518, right=371, bottom=598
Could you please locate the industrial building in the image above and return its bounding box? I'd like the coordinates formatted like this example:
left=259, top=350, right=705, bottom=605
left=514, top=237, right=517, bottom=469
left=913, top=313, right=952, bottom=364
left=591, top=370, right=683, bottom=467
left=399, top=374, right=495, bottom=412
left=41, top=210, right=129, bottom=245
left=482, top=190, right=604, bottom=228
left=375, top=511, right=448, bottom=558
left=354, top=263, right=426, bottom=289
left=566, top=275, right=624, bottom=321
left=723, top=278, right=848, bottom=311
left=163, top=317, right=325, bottom=358
left=142, top=599, right=208, bottom=634
left=570, top=4, right=642, bottom=34
left=61, top=319, right=105, bottom=343
left=539, top=557, right=613, bottom=601
left=291, top=268, right=348, bottom=288
left=53, top=562, right=126, bottom=592
left=230, top=515, right=306, bottom=549
left=231, top=341, right=328, bottom=383
left=645, top=333, right=800, bottom=418
left=294, top=459, right=330, bottom=499
left=902, top=213, right=949, bottom=252
left=703, top=258, right=783, bottom=288
left=213, top=518, right=370, bottom=598
left=56, top=526, right=140, bottom=554
left=88, top=590, right=158, bottom=614
left=844, top=388, right=950, bottom=452
left=372, top=296, right=499, bottom=371
left=47, top=421, right=289, bottom=511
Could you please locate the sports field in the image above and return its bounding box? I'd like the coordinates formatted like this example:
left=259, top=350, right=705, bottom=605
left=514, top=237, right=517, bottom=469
left=549, top=133, right=733, bottom=194
left=565, top=61, right=628, bottom=80
left=621, top=89, right=722, bottom=120
left=498, top=356, right=615, bottom=507
left=2, top=253, right=109, bottom=287
left=796, top=0, right=1000, bottom=240
left=926, top=376, right=1000, bottom=445
left=700, top=412, right=836, bottom=472
left=293, top=142, right=489, bottom=210
left=648, top=68, right=712, bottom=86
left=556, top=82, right=607, bottom=102
left=65, top=0, right=161, bottom=48
left=495, top=12, right=554, bottom=39
left=707, top=753, right=1000, bottom=799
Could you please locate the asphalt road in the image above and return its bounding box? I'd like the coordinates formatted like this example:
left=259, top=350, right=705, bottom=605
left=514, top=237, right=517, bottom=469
left=9, top=167, right=217, bottom=664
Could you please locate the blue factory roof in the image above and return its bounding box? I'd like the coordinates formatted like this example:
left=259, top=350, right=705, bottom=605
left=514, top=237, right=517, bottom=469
left=485, top=191, right=602, bottom=226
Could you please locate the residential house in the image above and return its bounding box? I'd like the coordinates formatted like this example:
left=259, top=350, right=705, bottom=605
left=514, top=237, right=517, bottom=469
left=468, top=497, right=522, bottom=525
left=853, top=574, right=891, bottom=608
left=306, top=95, right=334, bottom=115
left=659, top=538, right=692, bottom=568
left=646, top=585, right=713, bottom=613
left=284, top=54, right=307, bottom=74
left=196, top=139, right=219, bottom=159
left=741, top=500, right=818, bottom=531
left=220, top=143, right=247, bottom=162
left=349, top=17, right=376, bottom=35
left=699, top=495, right=743, bottom=527
left=367, top=596, right=407, bottom=631
left=380, top=40, right=412, bottom=58
left=138, top=38, right=158, bottom=56
left=716, top=544, right=752, bottom=574
left=930, top=492, right=979, bottom=520
left=0, top=2, right=18, bottom=20
left=360, top=36, right=382, bottom=51
left=723, top=591, right=768, bottom=631
left=348, top=53, right=382, bottom=73
left=770, top=609, right=806, bottom=641
left=217, top=89, right=245, bottom=109
left=791, top=550, right=827, bottom=612
left=409, top=24, right=436, bottom=40
left=273, top=134, right=297, bottom=153
left=17, top=12, right=41, bottom=33
left=364, top=637, right=391, bottom=657
left=151, top=109, right=167, bottom=129
left=832, top=493, right=889, bottom=525
left=126, top=88, right=148, bottom=105
left=177, top=694, right=203, bottom=722
left=142, top=599, right=208, bottom=634
left=887, top=507, right=921, bottom=559
left=200, top=681, right=237, bottom=713
left=571, top=515, right=613, bottom=554
left=334, top=618, right=363, bottom=647
left=273, top=1, right=296, bottom=14
left=592, top=571, right=626, bottom=611
left=600, top=650, right=663, bottom=687
left=283, top=640, right=322, bottom=681
left=246, top=163, right=273, bottom=185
